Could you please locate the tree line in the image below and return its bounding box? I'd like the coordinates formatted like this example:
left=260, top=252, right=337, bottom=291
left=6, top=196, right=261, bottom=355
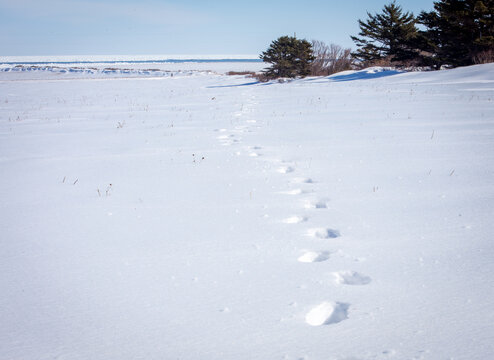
left=260, top=0, right=494, bottom=79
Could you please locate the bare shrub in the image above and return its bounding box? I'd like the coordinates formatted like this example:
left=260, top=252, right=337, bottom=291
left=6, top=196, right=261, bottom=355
left=473, top=49, right=494, bottom=64
left=311, top=40, right=354, bottom=76
left=225, top=71, right=269, bottom=82
left=226, top=71, right=257, bottom=76
left=250, top=72, right=270, bottom=82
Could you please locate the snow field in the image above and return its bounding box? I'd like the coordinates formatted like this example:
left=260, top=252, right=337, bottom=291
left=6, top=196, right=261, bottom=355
left=1, top=64, right=494, bottom=359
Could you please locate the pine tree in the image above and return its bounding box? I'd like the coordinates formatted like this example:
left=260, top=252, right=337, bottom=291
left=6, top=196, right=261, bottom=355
left=260, top=36, right=315, bottom=79
left=351, top=1, right=419, bottom=65
left=418, top=0, right=494, bottom=67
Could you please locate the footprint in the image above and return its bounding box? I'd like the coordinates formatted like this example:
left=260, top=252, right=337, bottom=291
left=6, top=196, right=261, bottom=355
left=280, top=189, right=303, bottom=195
left=279, top=188, right=313, bottom=195
left=291, top=177, right=314, bottom=184
left=304, top=200, right=328, bottom=209
left=298, top=251, right=330, bottom=263
left=216, top=134, right=234, bottom=140
left=282, top=216, right=307, bottom=224
left=305, top=302, right=349, bottom=326
left=307, top=228, right=340, bottom=239
left=277, top=166, right=295, bottom=174
left=234, top=125, right=248, bottom=131
left=331, top=271, right=371, bottom=285
left=220, top=139, right=240, bottom=146
left=249, top=152, right=261, bottom=157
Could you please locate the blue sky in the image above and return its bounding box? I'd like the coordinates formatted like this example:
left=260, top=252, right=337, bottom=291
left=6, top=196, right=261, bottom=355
left=1, top=0, right=434, bottom=56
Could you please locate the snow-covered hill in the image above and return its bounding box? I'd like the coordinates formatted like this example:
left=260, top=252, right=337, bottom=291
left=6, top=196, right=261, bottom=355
left=1, top=64, right=493, bottom=360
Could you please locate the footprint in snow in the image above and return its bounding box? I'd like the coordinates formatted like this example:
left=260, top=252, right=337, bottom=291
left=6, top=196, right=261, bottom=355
left=307, top=228, right=340, bottom=239
left=304, top=199, right=328, bottom=209
left=305, top=301, right=349, bottom=326
left=220, top=139, right=240, bottom=146
left=279, top=189, right=311, bottom=195
left=216, top=134, right=235, bottom=140
left=277, top=166, right=295, bottom=174
left=298, top=251, right=330, bottom=263
left=282, top=216, right=307, bottom=224
left=291, top=177, right=314, bottom=184
left=331, top=271, right=371, bottom=285
left=249, top=152, right=261, bottom=157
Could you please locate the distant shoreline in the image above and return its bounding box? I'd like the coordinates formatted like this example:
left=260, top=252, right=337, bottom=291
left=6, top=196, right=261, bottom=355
left=0, top=55, right=261, bottom=64
left=0, top=57, right=267, bottom=76
left=0, top=59, right=263, bottom=65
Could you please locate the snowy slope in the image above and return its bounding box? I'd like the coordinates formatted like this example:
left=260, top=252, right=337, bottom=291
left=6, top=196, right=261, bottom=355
left=1, top=64, right=493, bottom=360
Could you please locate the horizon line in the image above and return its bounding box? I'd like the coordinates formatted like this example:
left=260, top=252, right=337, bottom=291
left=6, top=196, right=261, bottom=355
left=0, top=54, right=262, bottom=62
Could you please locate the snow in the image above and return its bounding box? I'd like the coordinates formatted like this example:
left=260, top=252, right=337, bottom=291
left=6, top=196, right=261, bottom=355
left=1, top=63, right=494, bottom=359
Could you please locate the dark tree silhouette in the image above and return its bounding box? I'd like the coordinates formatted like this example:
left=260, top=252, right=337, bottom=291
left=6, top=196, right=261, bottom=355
left=351, top=1, right=419, bottom=65
left=260, top=36, right=315, bottom=79
left=418, top=0, right=494, bottom=67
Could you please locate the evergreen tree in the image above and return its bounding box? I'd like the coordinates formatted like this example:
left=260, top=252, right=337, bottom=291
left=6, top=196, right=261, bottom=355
left=260, top=36, right=315, bottom=79
left=418, top=0, right=494, bottom=67
left=351, top=1, right=419, bottom=65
